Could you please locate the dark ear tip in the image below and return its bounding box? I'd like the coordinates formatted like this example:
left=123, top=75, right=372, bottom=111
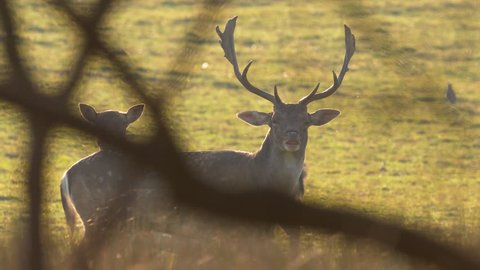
left=236, top=112, right=246, bottom=119
left=79, top=103, right=95, bottom=112
left=328, top=110, right=341, bottom=118
left=133, top=103, right=145, bottom=110
left=78, top=103, right=97, bottom=122
left=127, top=104, right=145, bottom=114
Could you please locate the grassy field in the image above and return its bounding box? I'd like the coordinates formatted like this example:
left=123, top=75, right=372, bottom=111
left=0, top=0, right=479, bottom=268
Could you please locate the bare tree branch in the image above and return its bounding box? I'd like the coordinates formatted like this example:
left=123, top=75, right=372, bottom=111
left=51, top=0, right=115, bottom=101
left=0, top=0, right=35, bottom=91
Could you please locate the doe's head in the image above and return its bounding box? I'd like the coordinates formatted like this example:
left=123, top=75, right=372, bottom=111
left=79, top=103, right=144, bottom=150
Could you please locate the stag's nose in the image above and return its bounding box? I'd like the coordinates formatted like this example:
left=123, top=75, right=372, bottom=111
left=286, top=130, right=299, bottom=138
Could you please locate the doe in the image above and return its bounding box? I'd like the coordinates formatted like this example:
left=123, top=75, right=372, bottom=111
left=60, top=103, right=145, bottom=239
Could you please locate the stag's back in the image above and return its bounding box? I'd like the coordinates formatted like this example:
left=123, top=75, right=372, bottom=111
left=184, top=150, right=259, bottom=193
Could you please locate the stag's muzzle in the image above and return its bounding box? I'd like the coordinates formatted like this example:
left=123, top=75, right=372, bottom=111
left=283, top=131, right=301, bottom=152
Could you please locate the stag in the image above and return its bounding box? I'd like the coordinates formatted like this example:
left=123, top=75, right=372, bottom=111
left=183, top=17, right=355, bottom=245
left=187, top=17, right=354, bottom=197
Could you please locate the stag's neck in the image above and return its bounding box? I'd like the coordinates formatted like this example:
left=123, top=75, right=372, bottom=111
left=253, top=129, right=306, bottom=187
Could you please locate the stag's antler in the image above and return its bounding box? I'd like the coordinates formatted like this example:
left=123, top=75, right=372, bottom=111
left=216, top=16, right=275, bottom=103
left=299, top=25, right=356, bottom=105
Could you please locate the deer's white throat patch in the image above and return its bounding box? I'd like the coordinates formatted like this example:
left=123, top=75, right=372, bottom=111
left=269, top=153, right=303, bottom=195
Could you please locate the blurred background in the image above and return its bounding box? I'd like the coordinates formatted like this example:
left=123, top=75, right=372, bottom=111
left=0, top=0, right=479, bottom=269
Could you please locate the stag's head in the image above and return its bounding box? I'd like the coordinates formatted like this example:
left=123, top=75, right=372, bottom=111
left=216, top=17, right=355, bottom=152
left=79, top=103, right=144, bottom=150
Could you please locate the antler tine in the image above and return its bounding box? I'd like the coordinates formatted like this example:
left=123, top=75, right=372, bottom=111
left=273, top=85, right=284, bottom=105
left=299, top=83, right=320, bottom=104
left=216, top=16, right=275, bottom=103
left=299, top=25, right=356, bottom=105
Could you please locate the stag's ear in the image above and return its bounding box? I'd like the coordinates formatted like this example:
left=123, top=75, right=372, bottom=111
left=79, top=103, right=98, bottom=123
left=237, top=111, right=271, bottom=126
left=126, top=104, right=144, bottom=124
left=309, top=109, right=340, bottom=126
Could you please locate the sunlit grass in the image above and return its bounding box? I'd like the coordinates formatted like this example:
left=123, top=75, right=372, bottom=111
left=0, top=0, right=479, bottom=268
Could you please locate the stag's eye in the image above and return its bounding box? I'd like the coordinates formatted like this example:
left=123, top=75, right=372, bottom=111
left=271, top=119, right=279, bottom=126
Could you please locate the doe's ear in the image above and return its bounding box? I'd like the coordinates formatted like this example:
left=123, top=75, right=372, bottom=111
left=126, top=104, right=145, bottom=124
left=309, top=109, right=340, bottom=126
left=237, top=111, right=271, bottom=126
left=79, top=103, right=97, bottom=123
